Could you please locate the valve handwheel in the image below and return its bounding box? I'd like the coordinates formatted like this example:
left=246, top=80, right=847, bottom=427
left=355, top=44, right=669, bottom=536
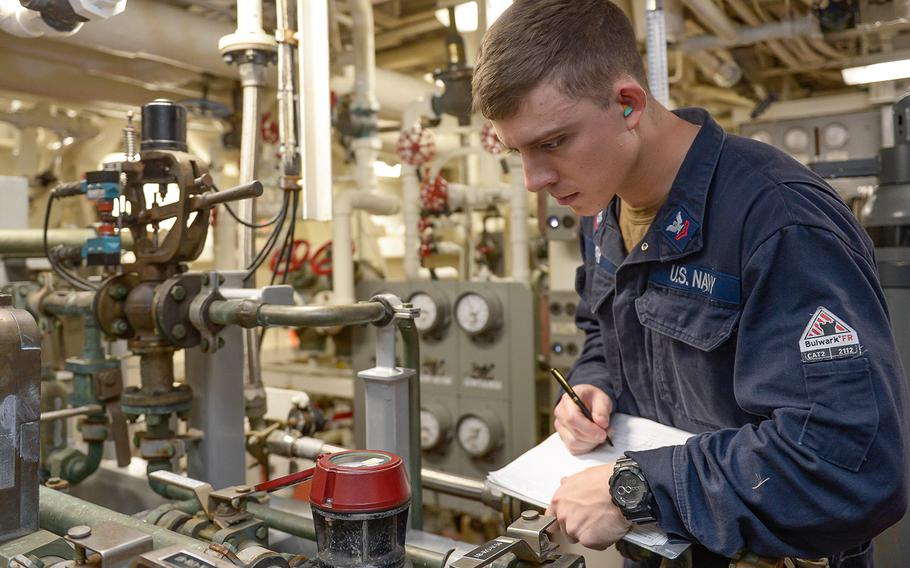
left=269, top=239, right=310, bottom=275
left=481, top=121, right=507, bottom=155
left=397, top=124, right=436, bottom=166
left=420, top=174, right=449, bottom=214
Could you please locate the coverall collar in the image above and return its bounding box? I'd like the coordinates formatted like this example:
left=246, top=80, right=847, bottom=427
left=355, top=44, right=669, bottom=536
left=599, top=107, right=726, bottom=267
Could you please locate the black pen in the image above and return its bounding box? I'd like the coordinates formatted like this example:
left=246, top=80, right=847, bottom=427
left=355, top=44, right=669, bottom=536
left=550, top=368, right=613, bottom=447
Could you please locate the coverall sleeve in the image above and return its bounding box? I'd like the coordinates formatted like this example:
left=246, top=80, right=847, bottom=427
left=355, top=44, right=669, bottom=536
left=567, top=228, right=620, bottom=403
left=629, top=223, right=909, bottom=558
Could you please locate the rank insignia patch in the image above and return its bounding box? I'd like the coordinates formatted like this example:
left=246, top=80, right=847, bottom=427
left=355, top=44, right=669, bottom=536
left=663, top=208, right=699, bottom=252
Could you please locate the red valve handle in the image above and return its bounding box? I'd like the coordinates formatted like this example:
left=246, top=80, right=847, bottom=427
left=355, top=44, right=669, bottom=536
left=254, top=466, right=316, bottom=493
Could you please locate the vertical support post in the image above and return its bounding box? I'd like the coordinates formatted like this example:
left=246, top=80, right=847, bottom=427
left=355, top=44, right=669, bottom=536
left=646, top=0, right=670, bottom=107
left=185, top=272, right=246, bottom=489
left=0, top=295, right=40, bottom=543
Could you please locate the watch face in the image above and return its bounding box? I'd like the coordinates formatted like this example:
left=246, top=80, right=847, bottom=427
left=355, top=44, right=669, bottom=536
left=613, top=470, right=647, bottom=509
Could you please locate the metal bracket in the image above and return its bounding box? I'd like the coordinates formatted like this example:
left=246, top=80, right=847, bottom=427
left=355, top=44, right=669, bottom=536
left=63, top=522, right=153, bottom=568
left=451, top=511, right=561, bottom=567
left=147, top=471, right=254, bottom=529
left=188, top=272, right=226, bottom=353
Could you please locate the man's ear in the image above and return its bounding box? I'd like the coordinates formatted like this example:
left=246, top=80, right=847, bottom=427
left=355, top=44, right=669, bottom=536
left=613, top=79, right=648, bottom=127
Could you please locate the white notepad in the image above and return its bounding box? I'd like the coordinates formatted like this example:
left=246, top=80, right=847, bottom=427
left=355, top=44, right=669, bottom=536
left=487, top=413, right=694, bottom=553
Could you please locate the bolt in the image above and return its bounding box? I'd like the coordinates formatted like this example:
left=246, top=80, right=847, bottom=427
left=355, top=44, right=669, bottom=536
left=17, top=285, right=29, bottom=296
left=521, top=510, right=540, bottom=521
left=255, top=526, right=268, bottom=540
left=112, top=319, right=129, bottom=334
left=171, top=324, right=187, bottom=339
left=217, top=336, right=225, bottom=349
left=236, top=485, right=251, bottom=494
left=200, top=339, right=210, bottom=352
left=218, top=274, right=225, bottom=285
left=109, top=285, right=128, bottom=300
left=202, top=274, right=210, bottom=286
left=67, top=525, right=92, bottom=539
left=169, top=285, right=186, bottom=301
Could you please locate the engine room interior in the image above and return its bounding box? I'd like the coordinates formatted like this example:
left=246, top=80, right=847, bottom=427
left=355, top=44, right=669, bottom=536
left=0, top=0, right=909, bottom=567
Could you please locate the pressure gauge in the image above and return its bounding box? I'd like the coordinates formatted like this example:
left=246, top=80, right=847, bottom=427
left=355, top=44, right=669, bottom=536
left=409, top=291, right=450, bottom=334
left=454, top=290, right=503, bottom=335
left=420, top=403, right=453, bottom=451
left=784, top=127, right=810, bottom=153
left=823, top=123, right=849, bottom=149
left=456, top=411, right=503, bottom=458
left=749, top=130, right=772, bottom=145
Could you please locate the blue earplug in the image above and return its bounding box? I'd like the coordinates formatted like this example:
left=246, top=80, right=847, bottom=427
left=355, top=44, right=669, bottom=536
left=623, top=105, right=633, bottom=117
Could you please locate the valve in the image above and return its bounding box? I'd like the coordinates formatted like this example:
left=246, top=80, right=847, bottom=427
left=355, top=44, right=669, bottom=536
left=481, top=121, right=507, bottom=155
left=420, top=174, right=449, bottom=214
left=397, top=124, right=436, bottom=167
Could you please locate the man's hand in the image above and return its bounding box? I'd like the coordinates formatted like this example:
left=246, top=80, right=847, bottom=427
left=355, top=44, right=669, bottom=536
left=546, top=463, right=632, bottom=550
left=553, top=384, right=612, bottom=455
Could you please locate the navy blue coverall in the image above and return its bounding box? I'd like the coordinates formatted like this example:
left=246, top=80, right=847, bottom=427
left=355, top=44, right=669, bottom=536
left=568, top=108, right=910, bottom=566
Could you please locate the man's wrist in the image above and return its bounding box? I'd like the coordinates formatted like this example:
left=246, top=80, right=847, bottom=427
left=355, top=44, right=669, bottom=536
left=609, top=456, right=658, bottom=524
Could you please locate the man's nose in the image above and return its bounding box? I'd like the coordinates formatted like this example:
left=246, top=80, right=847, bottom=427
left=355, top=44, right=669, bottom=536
left=522, top=155, right=558, bottom=193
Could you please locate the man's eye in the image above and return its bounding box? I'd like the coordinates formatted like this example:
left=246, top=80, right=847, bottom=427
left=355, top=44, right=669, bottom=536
left=541, top=137, right=564, bottom=150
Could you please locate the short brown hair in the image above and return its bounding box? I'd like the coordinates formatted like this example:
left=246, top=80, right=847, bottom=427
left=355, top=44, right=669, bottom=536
left=472, top=0, right=648, bottom=120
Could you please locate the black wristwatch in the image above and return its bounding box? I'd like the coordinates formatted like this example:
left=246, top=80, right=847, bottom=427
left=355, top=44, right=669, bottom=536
left=609, top=456, right=657, bottom=524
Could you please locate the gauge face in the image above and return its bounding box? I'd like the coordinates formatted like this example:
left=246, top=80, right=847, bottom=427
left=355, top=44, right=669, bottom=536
left=457, top=415, right=494, bottom=457
left=420, top=409, right=442, bottom=450
left=784, top=127, right=810, bottom=152
left=410, top=292, right=440, bottom=332
left=455, top=292, right=491, bottom=334
left=749, top=130, right=772, bottom=145
left=823, top=123, right=849, bottom=149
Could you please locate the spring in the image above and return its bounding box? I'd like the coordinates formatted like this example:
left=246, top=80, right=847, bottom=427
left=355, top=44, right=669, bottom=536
left=123, top=110, right=138, bottom=161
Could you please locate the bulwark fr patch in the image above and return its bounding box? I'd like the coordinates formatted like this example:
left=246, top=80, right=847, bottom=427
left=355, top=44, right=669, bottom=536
left=799, top=307, right=861, bottom=363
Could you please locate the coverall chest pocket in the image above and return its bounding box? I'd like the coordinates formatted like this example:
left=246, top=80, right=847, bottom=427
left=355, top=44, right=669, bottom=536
left=635, top=285, right=741, bottom=429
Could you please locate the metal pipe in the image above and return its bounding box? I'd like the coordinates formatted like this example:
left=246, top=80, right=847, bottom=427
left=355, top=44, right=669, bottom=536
left=276, top=0, right=298, bottom=178
left=41, top=291, right=96, bottom=317
left=39, top=485, right=208, bottom=552
left=680, top=15, right=820, bottom=52
left=298, top=0, right=333, bottom=220
left=40, top=404, right=102, bottom=422
left=0, top=229, right=133, bottom=257
left=646, top=0, right=670, bottom=106
left=398, top=318, right=423, bottom=529
left=208, top=299, right=389, bottom=329
left=421, top=469, right=486, bottom=502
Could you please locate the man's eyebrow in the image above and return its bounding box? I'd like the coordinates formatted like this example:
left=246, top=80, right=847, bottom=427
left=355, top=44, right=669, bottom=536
left=507, top=124, right=571, bottom=152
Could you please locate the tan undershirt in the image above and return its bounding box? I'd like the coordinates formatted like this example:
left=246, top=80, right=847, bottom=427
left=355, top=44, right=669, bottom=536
left=619, top=198, right=667, bottom=254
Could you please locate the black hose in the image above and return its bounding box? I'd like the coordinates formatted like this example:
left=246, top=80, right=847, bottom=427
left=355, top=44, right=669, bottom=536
left=43, top=191, right=96, bottom=291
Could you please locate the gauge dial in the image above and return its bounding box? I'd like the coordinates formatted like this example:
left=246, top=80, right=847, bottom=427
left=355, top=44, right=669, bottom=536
left=454, top=291, right=502, bottom=335
left=749, top=130, right=772, bottom=145
left=409, top=291, right=450, bottom=334
left=421, top=409, right=441, bottom=450
left=784, top=127, right=810, bottom=153
left=823, top=123, right=849, bottom=149
left=420, top=403, right=452, bottom=451
left=456, top=412, right=502, bottom=458
left=457, top=415, right=493, bottom=457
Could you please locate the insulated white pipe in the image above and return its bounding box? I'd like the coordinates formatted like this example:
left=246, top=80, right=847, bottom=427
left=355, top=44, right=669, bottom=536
left=402, top=97, right=436, bottom=280
left=332, top=191, right=401, bottom=304
left=509, top=157, right=530, bottom=283
left=298, top=0, right=333, bottom=221
left=680, top=0, right=738, bottom=41
left=646, top=0, right=670, bottom=107
left=349, top=0, right=378, bottom=114
left=237, top=0, right=264, bottom=33
left=0, top=0, right=82, bottom=37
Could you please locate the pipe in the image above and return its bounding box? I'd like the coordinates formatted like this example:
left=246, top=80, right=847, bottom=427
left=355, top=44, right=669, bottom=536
left=349, top=0, right=379, bottom=116
left=687, top=50, right=743, bottom=87
left=508, top=157, right=530, bottom=283
left=680, top=0, right=738, bottom=41
left=40, top=291, right=96, bottom=317
left=276, top=0, right=298, bottom=178
left=39, top=485, right=208, bottom=552
left=646, top=0, right=670, bottom=106
left=50, top=439, right=104, bottom=485
left=402, top=97, right=438, bottom=280
left=723, top=0, right=801, bottom=68
left=298, top=0, right=333, bottom=221
left=332, top=190, right=401, bottom=304
left=40, top=404, right=103, bottom=422
left=680, top=15, right=821, bottom=52
left=208, top=299, right=390, bottom=329
left=0, top=0, right=83, bottom=37
left=398, top=317, right=423, bottom=529
left=0, top=229, right=133, bottom=257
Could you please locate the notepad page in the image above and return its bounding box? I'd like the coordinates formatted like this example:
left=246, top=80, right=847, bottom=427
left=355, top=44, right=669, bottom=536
left=486, top=413, right=695, bottom=548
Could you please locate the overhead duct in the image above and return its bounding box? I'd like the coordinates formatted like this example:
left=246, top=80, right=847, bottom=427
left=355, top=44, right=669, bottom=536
left=680, top=15, right=821, bottom=52
left=680, top=0, right=738, bottom=41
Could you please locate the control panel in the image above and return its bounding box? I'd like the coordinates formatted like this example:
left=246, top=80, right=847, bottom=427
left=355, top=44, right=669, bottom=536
left=352, top=281, right=538, bottom=481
